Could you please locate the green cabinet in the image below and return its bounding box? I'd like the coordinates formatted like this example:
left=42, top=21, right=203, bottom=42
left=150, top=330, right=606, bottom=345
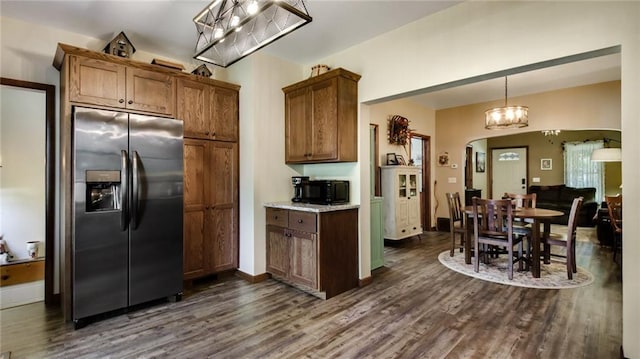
left=370, top=196, right=384, bottom=269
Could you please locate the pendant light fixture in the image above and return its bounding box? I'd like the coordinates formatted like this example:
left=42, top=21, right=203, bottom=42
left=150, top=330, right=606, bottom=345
left=485, top=76, right=529, bottom=129
left=194, top=0, right=312, bottom=68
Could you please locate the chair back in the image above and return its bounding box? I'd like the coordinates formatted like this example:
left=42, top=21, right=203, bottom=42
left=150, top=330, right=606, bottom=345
left=605, top=195, right=622, bottom=232
left=472, top=198, right=513, bottom=239
left=503, top=192, right=537, bottom=209
left=446, top=192, right=464, bottom=224
left=566, top=197, right=584, bottom=246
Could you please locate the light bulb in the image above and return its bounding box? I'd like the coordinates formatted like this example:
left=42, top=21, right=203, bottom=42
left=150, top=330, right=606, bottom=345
left=515, top=108, right=523, bottom=118
left=506, top=109, right=514, bottom=120
left=214, top=27, right=224, bottom=39
left=230, top=15, right=240, bottom=27
left=491, top=112, right=500, bottom=121
left=248, top=0, right=258, bottom=15
left=235, top=26, right=242, bottom=32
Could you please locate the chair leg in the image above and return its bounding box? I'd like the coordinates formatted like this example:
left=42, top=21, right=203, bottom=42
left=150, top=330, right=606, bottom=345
left=572, top=242, right=577, bottom=274
left=460, top=233, right=464, bottom=253
left=544, top=243, right=551, bottom=264
left=474, top=239, right=480, bottom=273
left=508, top=246, right=513, bottom=280
left=450, top=231, right=455, bottom=257
left=517, top=242, right=524, bottom=272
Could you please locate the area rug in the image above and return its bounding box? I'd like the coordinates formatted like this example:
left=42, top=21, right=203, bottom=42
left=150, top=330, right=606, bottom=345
left=438, top=250, right=594, bottom=289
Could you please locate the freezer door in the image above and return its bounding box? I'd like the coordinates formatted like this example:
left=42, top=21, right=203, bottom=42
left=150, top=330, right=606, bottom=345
left=73, top=107, right=129, bottom=320
left=128, top=114, right=183, bottom=305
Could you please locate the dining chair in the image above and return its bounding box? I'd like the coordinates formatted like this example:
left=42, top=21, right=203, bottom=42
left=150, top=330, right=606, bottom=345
left=503, top=193, right=537, bottom=267
left=446, top=192, right=466, bottom=257
left=472, top=198, right=524, bottom=280
left=605, top=195, right=622, bottom=262
left=541, top=197, right=583, bottom=279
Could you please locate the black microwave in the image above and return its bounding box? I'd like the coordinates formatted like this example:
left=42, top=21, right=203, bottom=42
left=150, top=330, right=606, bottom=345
left=298, top=180, right=349, bottom=205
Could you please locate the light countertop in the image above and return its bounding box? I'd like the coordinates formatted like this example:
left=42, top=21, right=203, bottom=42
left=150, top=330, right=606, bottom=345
left=264, top=202, right=359, bottom=213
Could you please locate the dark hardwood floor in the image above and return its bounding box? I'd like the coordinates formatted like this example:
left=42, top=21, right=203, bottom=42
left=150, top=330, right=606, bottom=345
left=0, top=228, right=621, bottom=358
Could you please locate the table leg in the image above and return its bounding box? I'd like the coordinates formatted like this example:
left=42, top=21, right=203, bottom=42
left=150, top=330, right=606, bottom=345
left=531, top=219, right=541, bottom=278
left=543, top=221, right=551, bottom=264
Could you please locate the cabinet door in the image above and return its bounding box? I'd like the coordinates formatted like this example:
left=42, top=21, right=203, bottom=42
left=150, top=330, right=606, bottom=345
left=309, top=78, right=338, bottom=161
left=69, top=56, right=126, bottom=108
left=285, top=87, right=310, bottom=162
left=177, top=79, right=210, bottom=139
left=408, top=196, right=421, bottom=233
left=211, top=86, right=238, bottom=142
left=290, top=230, right=318, bottom=289
left=126, top=67, right=175, bottom=116
left=396, top=198, right=410, bottom=234
left=266, top=226, right=290, bottom=278
left=209, top=141, right=238, bottom=272
left=183, top=139, right=209, bottom=279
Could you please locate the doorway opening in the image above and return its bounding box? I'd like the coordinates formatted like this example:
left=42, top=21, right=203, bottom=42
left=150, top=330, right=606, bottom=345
left=410, top=133, right=431, bottom=230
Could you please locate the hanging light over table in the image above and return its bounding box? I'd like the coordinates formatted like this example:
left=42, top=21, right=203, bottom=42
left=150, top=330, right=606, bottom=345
left=485, top=76, right=529, bottom=129
left=194, top=0, right=312, bottom=67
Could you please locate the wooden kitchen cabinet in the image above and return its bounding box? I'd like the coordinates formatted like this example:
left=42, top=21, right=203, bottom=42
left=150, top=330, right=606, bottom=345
left=265, top=206, right=358, bottom=299
left=177, top=78, right=238, bottom=142
left=283, top=68, right=361, bottom=164
left=69, top=55, right=175, bottom=116
left=183, top=139, right=238, bottom=280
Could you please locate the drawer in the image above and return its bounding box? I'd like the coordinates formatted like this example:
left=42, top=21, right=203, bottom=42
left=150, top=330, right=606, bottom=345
left=289, top=211, right=317, bottom=233
left=266, top=208, right=289, bottom=227
left=1, top=260, right=45, bottom=287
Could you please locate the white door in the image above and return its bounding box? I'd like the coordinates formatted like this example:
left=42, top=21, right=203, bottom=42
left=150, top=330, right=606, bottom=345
left=491, top=147, right=527, bottom=198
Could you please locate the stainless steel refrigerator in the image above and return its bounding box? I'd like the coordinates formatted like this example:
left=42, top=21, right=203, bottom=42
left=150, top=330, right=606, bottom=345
left=72, top=107, right=183, bottom=326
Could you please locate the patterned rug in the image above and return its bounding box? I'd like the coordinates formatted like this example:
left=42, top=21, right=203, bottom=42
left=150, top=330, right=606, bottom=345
left=438, top=250, right=594, bottom=289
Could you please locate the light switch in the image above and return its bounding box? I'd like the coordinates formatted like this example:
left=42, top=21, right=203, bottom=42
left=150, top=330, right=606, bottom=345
left=532, top=177, right=540, bottom=183
left=448, top=177, right=457, bottom=183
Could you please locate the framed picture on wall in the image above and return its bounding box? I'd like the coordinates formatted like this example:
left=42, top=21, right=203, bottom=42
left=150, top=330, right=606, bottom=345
left=541, top=158, right=553, bottom=170
left=395, top=154, right=406, bottom=165
left=476, top=152, right=486, bottom=173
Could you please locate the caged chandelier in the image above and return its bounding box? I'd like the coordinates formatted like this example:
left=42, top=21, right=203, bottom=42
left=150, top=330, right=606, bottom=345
left=485, top=76, right=529, bottom=129
left=194, top=0, right=312, bottom=67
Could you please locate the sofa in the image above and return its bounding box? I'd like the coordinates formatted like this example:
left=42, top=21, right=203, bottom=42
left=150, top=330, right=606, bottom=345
left=528, top=185, right=597, bottom=227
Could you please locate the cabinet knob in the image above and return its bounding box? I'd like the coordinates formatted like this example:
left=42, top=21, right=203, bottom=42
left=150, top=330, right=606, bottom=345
left=119, top=99, right=125, bottom=103
left=1, top=275, right=8, bottom=281
left=297, top=219, right=303, bottom=223
left=212, top=131, right=216, bottom=136
left=205, top=131, right=210, bottom=135
left=402, top=229, right=406, bottom=233
left=274, top=216, right=278, bottom=219
left=128, top=100, right=133, bottom=105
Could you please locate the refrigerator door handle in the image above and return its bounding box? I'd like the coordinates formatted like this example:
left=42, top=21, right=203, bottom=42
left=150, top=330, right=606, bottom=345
left=132, top=150, right=140, bottom=230
left=120, top=150, right=129, bottom=231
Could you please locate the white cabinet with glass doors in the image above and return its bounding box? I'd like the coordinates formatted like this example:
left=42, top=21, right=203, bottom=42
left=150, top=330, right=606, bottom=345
left=381, top=166, right=422, bottom=240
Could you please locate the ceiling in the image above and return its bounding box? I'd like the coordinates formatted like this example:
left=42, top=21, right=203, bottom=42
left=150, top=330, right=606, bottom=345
left=0, top=0, right=621, bottom=109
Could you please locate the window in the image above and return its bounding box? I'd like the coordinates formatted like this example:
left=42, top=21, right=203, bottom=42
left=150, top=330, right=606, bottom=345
left=564, top=141, right=604, bottom=202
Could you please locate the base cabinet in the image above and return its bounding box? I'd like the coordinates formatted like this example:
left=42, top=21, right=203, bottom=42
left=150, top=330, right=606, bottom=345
left=265, top=207, right=358, bottom=299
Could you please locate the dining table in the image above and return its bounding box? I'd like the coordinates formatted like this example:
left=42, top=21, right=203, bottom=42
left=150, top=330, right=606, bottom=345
left=464, top=206, right=564, bottom=278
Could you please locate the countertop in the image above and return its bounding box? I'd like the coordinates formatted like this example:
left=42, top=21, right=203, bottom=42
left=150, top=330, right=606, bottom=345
left=264, top=202, right=359, bottom=213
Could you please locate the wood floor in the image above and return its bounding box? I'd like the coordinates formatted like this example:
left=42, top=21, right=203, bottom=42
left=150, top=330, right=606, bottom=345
left=0, top=228, right=621, bottom=358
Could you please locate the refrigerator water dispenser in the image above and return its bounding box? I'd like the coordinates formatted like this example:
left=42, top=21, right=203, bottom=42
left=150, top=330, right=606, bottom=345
left=86, top=170, right=121, bottom=212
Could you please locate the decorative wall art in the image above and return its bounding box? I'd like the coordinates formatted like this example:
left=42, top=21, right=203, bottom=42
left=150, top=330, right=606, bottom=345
left=396, top=155, right=406, bottom=165
left=541, top=158, right=553, bottom=170
left=438, top=152, right=450, bottom=166
left=476, top=152, right=486, bottom=173
left=388, top=115, right=411, bottom=146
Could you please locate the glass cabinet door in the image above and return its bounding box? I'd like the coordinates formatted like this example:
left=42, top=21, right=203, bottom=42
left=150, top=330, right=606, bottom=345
left=409, top=174, right=417, bottom=197
left=398, top=174, right=407, bottom=198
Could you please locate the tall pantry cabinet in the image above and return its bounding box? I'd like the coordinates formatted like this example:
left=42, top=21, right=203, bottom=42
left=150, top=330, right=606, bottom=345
left=178, top=78, right=240, bottom=280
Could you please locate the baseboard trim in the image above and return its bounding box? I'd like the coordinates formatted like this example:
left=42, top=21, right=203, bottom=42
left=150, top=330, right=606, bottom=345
left=359, top=276, right=373, bottom=287
left=235, top=270, right=270, bottom=284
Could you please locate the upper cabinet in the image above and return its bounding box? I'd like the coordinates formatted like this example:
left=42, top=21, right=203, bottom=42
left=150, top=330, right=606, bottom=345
left=69, top=55, right=175, bottom=116
left=177, top=78, right=238, bottom=142
left=283, top=68, right=361, bottom=164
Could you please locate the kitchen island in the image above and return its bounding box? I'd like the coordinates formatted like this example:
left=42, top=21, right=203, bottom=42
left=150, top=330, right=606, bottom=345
left=264, top=202, right=359, bottom=299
